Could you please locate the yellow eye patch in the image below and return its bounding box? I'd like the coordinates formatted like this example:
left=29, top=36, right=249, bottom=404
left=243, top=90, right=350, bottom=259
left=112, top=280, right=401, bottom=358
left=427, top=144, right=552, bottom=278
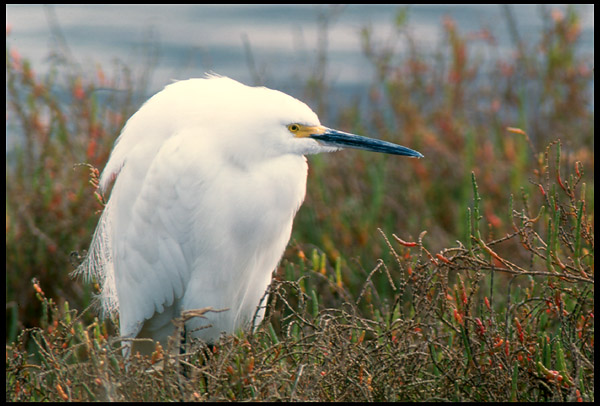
left=287, top=123, right=326, bottom=138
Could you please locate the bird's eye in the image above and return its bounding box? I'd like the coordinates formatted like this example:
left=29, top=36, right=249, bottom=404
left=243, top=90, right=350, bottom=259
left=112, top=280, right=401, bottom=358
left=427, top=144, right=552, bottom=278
left=288, top=124, right=300, bottom=133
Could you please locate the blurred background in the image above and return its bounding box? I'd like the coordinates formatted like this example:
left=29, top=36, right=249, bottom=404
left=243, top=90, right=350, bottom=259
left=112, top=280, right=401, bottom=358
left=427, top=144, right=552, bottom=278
left=5, top=5, right=595, bottom=86
left=6, top=5, right=594, bottom=109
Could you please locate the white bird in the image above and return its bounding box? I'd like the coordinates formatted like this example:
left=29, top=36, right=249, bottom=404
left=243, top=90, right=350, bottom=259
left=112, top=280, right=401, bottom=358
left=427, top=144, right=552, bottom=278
left=77, top=74, right=422, bottom=356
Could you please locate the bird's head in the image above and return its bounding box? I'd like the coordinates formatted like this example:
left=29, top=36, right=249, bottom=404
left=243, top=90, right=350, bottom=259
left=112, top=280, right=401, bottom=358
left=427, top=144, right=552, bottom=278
left=142, top=75, right=423, bottom=167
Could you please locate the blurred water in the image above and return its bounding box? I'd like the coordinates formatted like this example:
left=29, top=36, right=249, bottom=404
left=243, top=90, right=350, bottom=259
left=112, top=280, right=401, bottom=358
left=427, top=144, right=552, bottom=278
left=6, top=4, right=595, bottom=94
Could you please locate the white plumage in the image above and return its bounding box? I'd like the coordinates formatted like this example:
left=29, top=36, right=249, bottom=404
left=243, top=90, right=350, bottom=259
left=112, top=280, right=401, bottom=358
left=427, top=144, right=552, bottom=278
left=77, top=75, right=422, bottom=355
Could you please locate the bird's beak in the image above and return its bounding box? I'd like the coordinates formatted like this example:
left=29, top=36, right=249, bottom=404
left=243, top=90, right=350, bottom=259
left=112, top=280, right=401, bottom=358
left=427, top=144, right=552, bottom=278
left=308, top=126, right=423, bottom=158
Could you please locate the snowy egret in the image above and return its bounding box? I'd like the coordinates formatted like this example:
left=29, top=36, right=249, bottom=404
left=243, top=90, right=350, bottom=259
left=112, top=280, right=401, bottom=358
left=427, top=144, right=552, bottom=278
left=77, top=74, right=422, bottom=356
